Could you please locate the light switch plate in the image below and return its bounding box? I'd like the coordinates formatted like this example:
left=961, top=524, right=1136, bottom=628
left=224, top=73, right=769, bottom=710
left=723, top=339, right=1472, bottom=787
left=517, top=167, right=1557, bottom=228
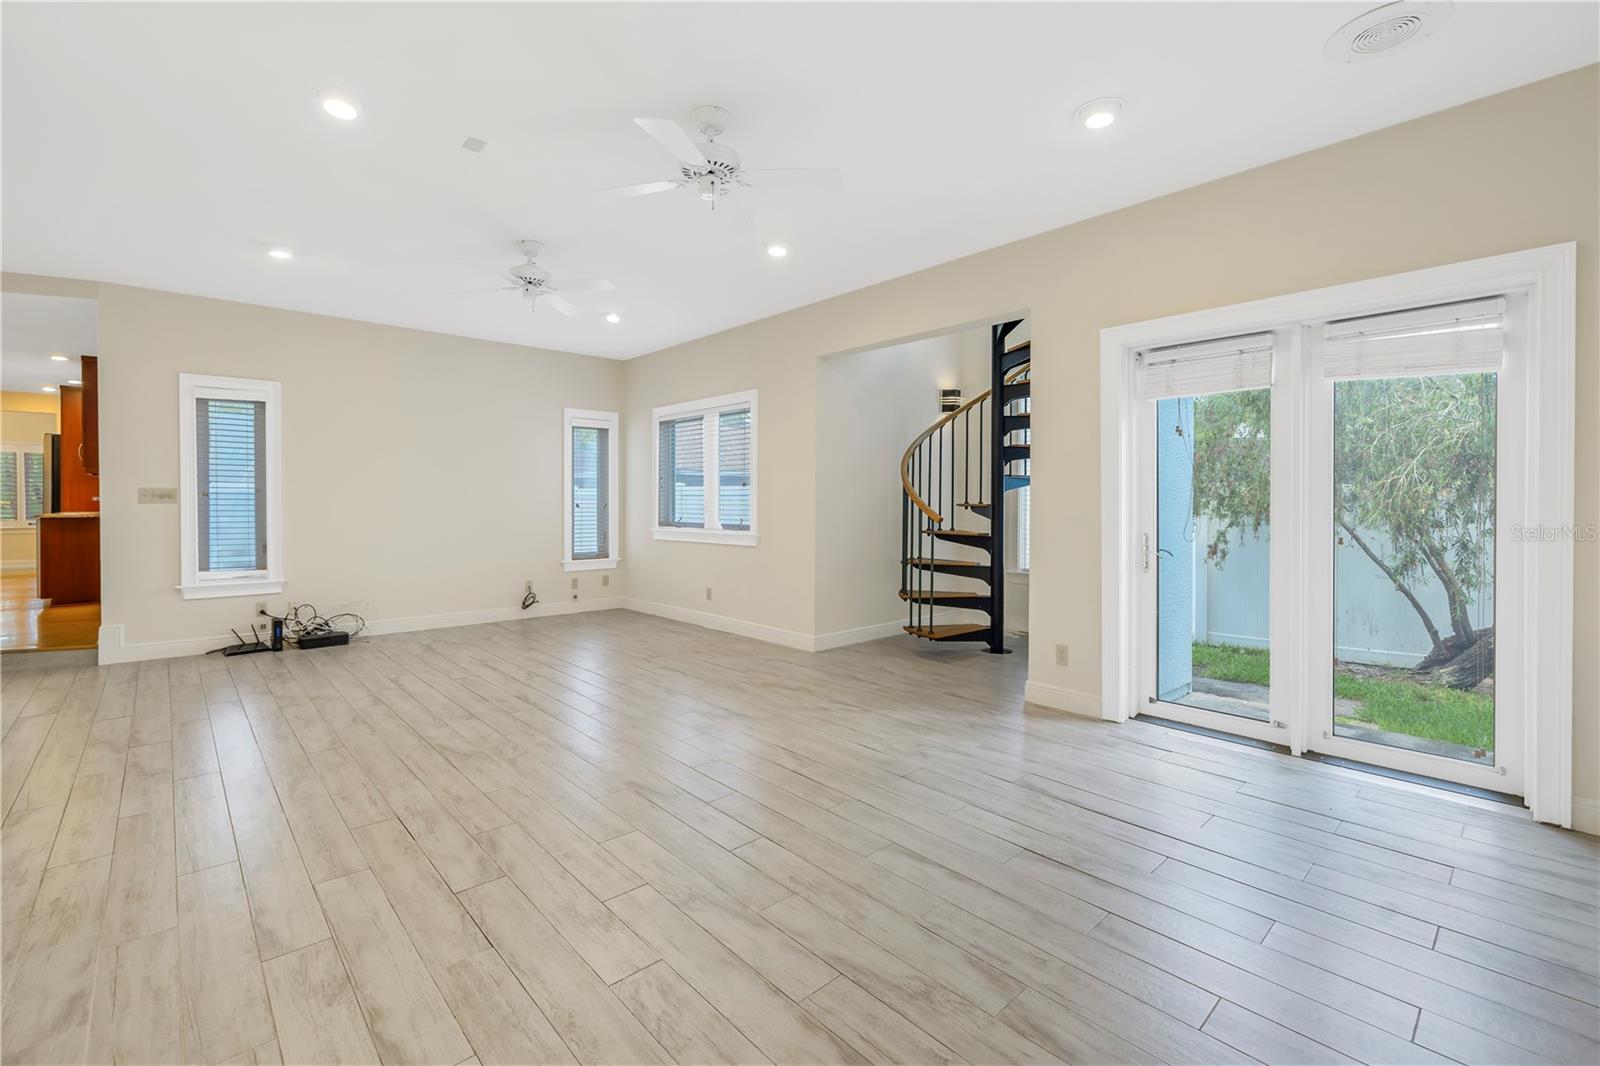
left=138, top=487, right=177, bottom=504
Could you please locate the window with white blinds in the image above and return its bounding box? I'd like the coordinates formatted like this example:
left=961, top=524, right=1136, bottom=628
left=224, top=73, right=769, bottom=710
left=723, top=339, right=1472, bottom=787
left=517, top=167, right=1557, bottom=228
left=1322, top=297, right=1506, bottom=380
left=717, top=408, right=751, bottom=531
left=0, top=450, right=17, bottom=524
left=1015, top=483, right=1031, bottom=572
left=1, top=444, right=46, bottom=528
left=196, top=398, right=266, bottom=572
left=564, top=410, right=618, bottom=569
left=1137, top=333, right=1275, bottom=401
left=658, top=416, right=705, bottom=527
left=652, top=391, right=758, bottom=544
left=179, top=374, right=283, bottom=598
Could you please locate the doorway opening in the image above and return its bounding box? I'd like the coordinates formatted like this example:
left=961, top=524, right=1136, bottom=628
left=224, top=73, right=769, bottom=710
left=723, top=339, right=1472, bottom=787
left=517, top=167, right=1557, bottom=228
left=1, top=292, right=101, bottom=653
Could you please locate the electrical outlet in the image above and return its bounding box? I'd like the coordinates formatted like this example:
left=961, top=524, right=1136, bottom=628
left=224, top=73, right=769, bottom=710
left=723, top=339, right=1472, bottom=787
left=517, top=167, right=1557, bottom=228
left=255, top=601, right=268, bottom=616
left=524, top=580, right=533, bottom=596
left=570, top=577, right=579, bottom=590
left=601, top=574, right=609, bottom=588
left=705, top=586, right=712, bottom=601
left=1055, top=643, right=1069, bottom=667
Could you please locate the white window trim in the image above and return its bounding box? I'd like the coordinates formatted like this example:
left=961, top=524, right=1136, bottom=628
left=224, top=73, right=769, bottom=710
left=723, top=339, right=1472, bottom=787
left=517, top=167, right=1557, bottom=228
left=178, top=373, right=284, bottom=599
left=651, top=389, right=758, bottom=546
left=563, top=408, right=620, bottom=572
left=1, top=441, right=44, bottom=529
left=1099, top=243, right=1577, bottom=828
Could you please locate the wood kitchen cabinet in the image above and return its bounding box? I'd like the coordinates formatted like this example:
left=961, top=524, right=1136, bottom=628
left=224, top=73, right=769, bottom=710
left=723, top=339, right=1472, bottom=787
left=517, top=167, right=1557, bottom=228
left=81, top=355, right=98, bottom=475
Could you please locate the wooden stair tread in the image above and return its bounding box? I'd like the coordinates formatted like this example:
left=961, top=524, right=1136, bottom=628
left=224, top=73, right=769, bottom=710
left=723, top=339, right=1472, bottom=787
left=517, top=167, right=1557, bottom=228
left=904, top=623, right=990, bottom=639
left=903, top=557, right=989, bottom=569
left=898, top=590, right=988, bottom=601
left=929, top=528, right=991, bottom=538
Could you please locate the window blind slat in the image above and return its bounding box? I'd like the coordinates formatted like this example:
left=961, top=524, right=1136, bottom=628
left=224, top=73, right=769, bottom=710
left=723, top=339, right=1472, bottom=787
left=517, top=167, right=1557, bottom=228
left=571, top=425, right=610, bottom=559
left=717, top=407, right=751, bottom=531
left=657, top=416, right=705, bottom=527
left=197, top=397, right=267, bottom=572
left=1138, top=333, right=1274, bottom=400
left=1322, top=297, right=1506, bottom=380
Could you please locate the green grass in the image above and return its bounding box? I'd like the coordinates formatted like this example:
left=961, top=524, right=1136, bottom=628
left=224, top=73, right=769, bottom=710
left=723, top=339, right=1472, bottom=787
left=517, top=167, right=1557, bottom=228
left=1190, top=642, right=1494, bottom=752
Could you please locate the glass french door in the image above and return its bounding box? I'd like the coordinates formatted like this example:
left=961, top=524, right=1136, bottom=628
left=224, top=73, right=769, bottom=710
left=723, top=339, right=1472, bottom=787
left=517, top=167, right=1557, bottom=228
left=1135, top=333, right=1287, bottom=746
left=1304, top=298, right=1521, bottom=792
left=1136, top=298, right=1523, bottom=793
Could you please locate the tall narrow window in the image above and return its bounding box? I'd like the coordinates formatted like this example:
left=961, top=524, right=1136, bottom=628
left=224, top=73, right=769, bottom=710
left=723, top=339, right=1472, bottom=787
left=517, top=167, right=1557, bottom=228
left=652, top=391, right=758, bottom=544
left=196, top=397, right=266, bottom=572
left=179, top=374, right=283, bottom=598
left=564, top=409, right=619, bottom=571
left=1015, top=483, right=1031, bottom=572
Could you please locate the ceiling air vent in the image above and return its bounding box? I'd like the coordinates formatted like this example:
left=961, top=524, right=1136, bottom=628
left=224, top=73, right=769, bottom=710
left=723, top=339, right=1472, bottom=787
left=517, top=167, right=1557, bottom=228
left=1323, top=1, right=1452, bottom=63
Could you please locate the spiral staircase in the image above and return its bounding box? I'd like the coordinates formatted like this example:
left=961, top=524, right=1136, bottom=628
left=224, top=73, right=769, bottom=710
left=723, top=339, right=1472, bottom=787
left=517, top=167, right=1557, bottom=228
left=900, top=320, right=1030, bottom=654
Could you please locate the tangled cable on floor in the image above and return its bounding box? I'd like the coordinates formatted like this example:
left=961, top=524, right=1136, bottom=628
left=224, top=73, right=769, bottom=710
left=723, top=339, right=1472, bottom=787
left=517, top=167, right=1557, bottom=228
left=279, top=602, right=367, bottom=645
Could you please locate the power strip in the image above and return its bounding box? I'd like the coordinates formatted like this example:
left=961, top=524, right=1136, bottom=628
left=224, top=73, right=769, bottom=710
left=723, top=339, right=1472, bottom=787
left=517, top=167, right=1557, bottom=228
left=296, top=631, right=351, bottom=650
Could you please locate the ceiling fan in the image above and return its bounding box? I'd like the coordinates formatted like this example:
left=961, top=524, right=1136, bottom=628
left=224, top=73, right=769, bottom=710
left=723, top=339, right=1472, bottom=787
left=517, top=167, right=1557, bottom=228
left=608, top=105, right=840, bottom=208
left=469, top=240, right=614, bottom=315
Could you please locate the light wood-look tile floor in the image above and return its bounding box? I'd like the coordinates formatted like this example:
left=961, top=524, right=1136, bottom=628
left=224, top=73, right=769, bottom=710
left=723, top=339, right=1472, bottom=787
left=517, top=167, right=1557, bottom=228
left=2, top=610, right=1596, bottom=1065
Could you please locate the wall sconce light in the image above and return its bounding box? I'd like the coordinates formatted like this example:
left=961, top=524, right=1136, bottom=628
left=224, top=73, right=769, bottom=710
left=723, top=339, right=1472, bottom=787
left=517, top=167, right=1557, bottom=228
left=940, top=388, right=962, bottom=412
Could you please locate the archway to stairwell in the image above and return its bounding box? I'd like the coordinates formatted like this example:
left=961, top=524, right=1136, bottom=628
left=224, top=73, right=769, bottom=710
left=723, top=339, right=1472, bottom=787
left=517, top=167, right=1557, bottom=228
left=811, top=312, right=1031, bottom=655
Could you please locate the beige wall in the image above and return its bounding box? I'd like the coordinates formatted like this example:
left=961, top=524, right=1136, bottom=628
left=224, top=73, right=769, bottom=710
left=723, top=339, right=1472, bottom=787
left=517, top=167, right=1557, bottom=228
left=814, top=331, right=973, bottom=637
left=0, top=399, right=59, bottom=570
left=623, top=68, right=1600, bottom=809
left=0, top=280, right=628, bottom=653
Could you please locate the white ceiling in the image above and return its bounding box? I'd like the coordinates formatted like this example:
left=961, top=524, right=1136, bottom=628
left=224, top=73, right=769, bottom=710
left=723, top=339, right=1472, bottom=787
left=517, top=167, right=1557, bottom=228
left=1, top=294, right=96, bottom=393
left=3, top=3, right=1594, bottom=360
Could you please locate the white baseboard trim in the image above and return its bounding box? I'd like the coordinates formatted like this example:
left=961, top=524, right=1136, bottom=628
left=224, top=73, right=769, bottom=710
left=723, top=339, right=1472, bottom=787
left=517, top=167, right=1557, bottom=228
left=620, top=598, right=816, bottom=652
left=0, top=560, right=37, bottom=574
left=1023, top=678, right=1102, bottom=719
left=97, top=597, right=626, bottom=664
left=1573, top=797, right=1599, bottom=837
left=811, top=620, right=906, bottom=652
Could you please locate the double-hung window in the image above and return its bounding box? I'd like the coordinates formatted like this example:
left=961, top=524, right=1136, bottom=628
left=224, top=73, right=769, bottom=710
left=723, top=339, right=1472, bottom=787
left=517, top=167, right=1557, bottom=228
left=653, top=390, right=757, bottom=545
left=0, top=443, right=45, bottom=529
left=563, top=409, right=619, bottom=571
left=178, top=374, right=283, bottom=598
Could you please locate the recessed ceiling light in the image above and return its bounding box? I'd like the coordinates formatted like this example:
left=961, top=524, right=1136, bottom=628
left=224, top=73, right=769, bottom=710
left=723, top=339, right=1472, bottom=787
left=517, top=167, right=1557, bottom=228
left=1074, top=97, right=1124, bottom=130
left=319, top=91, right=362, bottom=121
left=605, top=313, right=622, bottom=324
left=266, top=246, right=293, bottom=260
left=66, top=379, right=82, bottom=386
left=766, top=243, right=789, bottom=258
left=41, top=386, right=57, bottom=393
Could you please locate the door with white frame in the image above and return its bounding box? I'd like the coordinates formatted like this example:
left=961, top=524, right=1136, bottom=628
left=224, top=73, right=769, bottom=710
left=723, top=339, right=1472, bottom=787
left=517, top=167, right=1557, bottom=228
left=1134, top=331, right=1292, bottom=746
left=1303, top=296, right=1524, bottom=794
left=1113, top=247, right=1575, bottom=815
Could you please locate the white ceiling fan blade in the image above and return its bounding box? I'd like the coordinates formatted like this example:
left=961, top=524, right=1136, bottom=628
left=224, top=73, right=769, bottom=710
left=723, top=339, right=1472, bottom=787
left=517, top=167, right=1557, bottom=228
left=451, top=285, right=520, bottom=294
left=602, top=179, right=683, bottom=199
left=538, top=292, right=583, bottom=316
left=549, top=278, right=615, bottom=292
left=634, top=117, right=707, bottom=166
left=742, top=167, right=842, bottom=190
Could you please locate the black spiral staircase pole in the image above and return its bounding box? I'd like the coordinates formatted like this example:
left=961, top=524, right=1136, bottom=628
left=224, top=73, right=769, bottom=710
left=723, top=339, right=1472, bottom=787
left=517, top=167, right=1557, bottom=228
left=987, top=320, right=1020, bottom=654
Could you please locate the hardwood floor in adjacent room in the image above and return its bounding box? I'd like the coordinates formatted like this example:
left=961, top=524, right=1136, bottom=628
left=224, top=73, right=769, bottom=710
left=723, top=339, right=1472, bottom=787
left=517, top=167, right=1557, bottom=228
left=0, top=571, right=99, bottom=653
left=1, top=610, right=1596, bottom=1065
